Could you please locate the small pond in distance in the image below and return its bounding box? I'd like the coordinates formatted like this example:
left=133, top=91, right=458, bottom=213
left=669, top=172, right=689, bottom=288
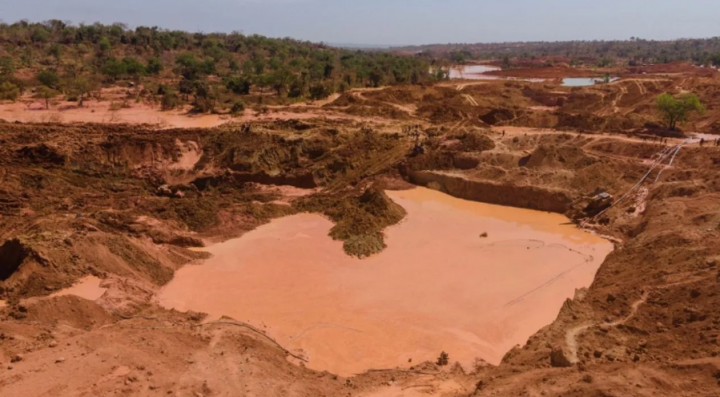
left=449, top=64, right=501, bottom=80
left=562, top=77, right=619, bottom=87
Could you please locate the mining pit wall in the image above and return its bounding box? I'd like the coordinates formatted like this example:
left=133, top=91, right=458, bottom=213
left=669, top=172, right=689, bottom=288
left=408, top=170, right=573, bottom=214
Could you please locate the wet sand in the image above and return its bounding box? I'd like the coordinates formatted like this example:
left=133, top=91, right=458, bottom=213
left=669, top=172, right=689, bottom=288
left=158, top=188, right=612, bottom=376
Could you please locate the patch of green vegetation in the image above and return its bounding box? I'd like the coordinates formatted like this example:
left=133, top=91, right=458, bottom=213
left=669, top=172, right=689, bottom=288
left=0, top=20, right=442, bottom=113
left=342, top=232, right=387, bottom=258
left=294, top=188, right=406, bottom=257
left=656, top=93, right=705, bottom=131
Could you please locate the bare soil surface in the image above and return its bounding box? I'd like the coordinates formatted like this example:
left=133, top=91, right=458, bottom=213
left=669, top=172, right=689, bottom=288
left=3, top=69, right=720, bottom=396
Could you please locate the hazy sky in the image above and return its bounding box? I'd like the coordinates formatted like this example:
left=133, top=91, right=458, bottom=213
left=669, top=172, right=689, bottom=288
left=2, top=0, right=719, bottom=46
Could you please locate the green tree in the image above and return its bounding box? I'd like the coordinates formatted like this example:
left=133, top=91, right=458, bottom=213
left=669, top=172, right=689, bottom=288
left=230, top=101, right=245, bottom=114
left=146, top=57, right=163, bottom=75
left=228, top=58, right=239, bottom=72
left=122, top=57, right=146, bottom=76
left=225, top=76, right=252, bottom=95
left=287, top=77, right=306, bottom=98
left=49, top=44, right=63, bottom=67
left=37, top=70, right=60, bottom=88
left=0, top=82, right=20, bottom=101
left=433, top=68, right=449, bottom=81
left=161, top=88, right=181, bottom=110
left=269, top=67, right=293, bottom=96
left=368, top=69, right=384, bottom=88
left=501, top=56, right=511, bottom=70
left=36, top=86, right=57, bottom=110
left=200, top=59, right=216, bottom=75
left=656, top=93, right=706, bottom=130
left=175, top=53, right=202, bottom=80
left=192, top=81, right=216, bottom=113
left=0, top=56, right=16, bottom=78
left=31, top=27, right=50, bottom=43
left=309, top=83, right=330, bottom=100
left=99, top=36, right=112, bottom=53
left=71, top=77, right=94, bottom=107
left=101, top=58, right=127, bottom=80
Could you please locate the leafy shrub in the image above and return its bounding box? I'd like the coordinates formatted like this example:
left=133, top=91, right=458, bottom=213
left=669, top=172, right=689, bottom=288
left=0, top=82, right=20, bottom=101
left=161, top=90, right=181, bottom=110
left=230, top=101, right=245, bottom=114
left=37, top=69, right=59, bottom=88
left=309, top=83, right=330, bottom=100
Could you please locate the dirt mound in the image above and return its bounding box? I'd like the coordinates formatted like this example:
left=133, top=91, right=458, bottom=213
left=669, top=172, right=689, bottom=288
left=420, top=104, right=473, bottom=124
left=480, top=108, right=516, bottom=125
left=22, top=295, right=116, bottom=328
left=363, top=86, right=426, bottom=103
left=524, top=144, right=596, bottom=169
left=457, top=131, right=496, bottom=152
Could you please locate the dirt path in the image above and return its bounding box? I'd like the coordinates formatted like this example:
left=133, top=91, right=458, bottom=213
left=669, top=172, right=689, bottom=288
left=565, top=274, right=713, bottom=363
left=351, top=90, right=417, bottom=116
left=565, top=290, right=650, bottom=363
left=605, top=83, right=628, bottom=115
left=462, top=94, right=479, bottom=106
left=634, top=80, right=647, bottom=95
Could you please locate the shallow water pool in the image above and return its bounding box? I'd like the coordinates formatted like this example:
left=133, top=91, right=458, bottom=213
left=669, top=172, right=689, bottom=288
left=158, top=187, right=612, bottom=375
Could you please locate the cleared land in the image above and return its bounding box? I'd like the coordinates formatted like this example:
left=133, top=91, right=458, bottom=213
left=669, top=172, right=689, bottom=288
left=2, top=61, right=720, bottom=397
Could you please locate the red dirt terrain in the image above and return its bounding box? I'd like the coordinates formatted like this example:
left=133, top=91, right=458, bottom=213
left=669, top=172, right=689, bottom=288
left=2, top=69, right=720, bottom=396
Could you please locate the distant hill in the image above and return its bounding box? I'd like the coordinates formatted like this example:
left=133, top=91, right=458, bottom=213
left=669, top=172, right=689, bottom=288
left=0, top=20, right=440, bottom=112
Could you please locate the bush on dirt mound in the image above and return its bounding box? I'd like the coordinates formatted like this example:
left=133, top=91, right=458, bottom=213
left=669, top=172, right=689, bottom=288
left=294, top=188, right=406, bottom=257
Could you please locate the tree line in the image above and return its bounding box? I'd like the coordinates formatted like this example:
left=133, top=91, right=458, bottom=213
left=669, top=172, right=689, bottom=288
left=0, top=20, right=442, bottom=111
left=400, top=37, right=720, bottom=67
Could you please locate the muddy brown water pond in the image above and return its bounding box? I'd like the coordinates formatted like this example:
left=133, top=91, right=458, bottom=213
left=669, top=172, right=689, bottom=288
left=158, top=187, right=613, bottom=376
